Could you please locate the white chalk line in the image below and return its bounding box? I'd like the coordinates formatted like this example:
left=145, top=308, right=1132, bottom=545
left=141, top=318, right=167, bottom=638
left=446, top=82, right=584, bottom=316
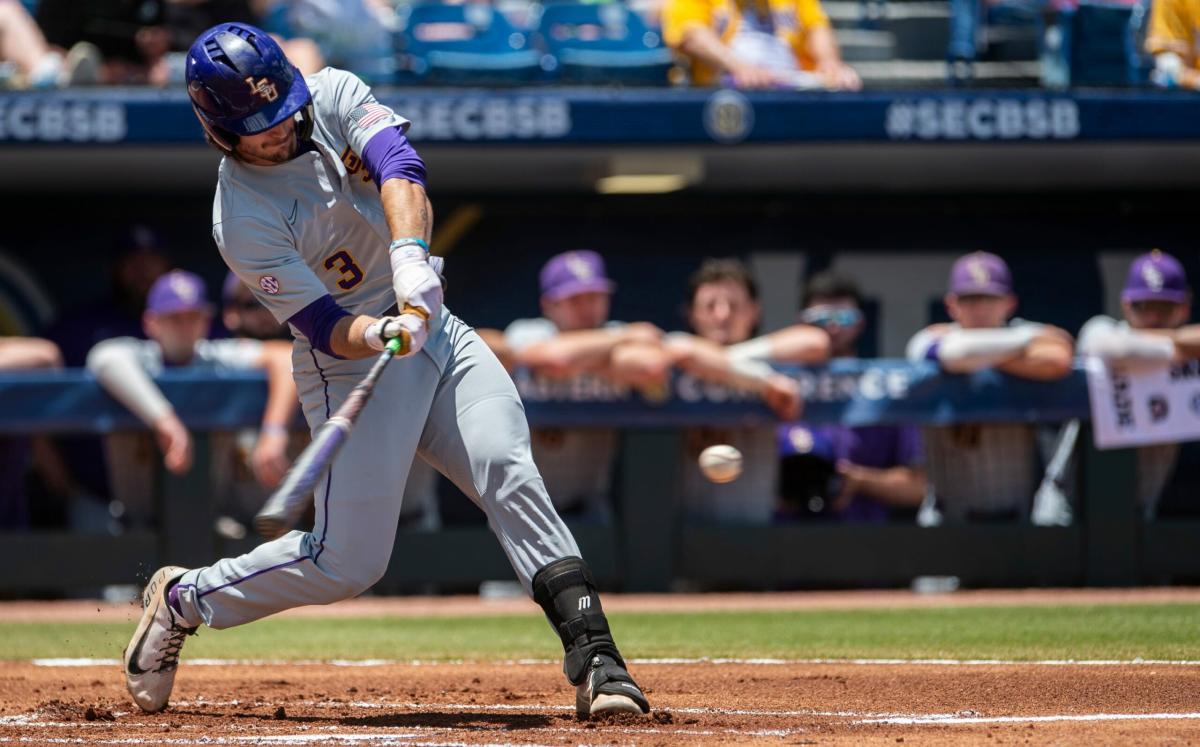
left=10, top=700, right=1200, bottom=727
left=858, top=712, right=1200, bottom=726
left=28, top=656, right=1200, bottom=668
left=0, top=738, right=557, bottom=747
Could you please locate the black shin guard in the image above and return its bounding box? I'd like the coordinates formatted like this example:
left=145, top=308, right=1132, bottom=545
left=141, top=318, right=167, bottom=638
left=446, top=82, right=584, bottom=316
left=532, top=556, right=624, bottom=685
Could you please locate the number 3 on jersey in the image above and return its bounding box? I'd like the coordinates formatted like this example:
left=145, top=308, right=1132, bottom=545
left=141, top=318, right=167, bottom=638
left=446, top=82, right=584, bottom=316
left=324, top=249, right=364, bottom=290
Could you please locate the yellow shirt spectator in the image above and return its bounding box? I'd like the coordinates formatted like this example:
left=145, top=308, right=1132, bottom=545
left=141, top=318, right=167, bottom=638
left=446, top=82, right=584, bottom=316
left=663, top=0, right=859, bottom=89
left=1146, top=0, right=1198, bottom=59
left=1146, top=0, right=1200, bottom=87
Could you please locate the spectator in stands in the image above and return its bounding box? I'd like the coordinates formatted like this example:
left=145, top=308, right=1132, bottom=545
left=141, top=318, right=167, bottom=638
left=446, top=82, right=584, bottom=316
left=1146, top=0, right=1200, bottom=88
left=499, top=250, right=668, bottom=521
left=262, top=0, right=391, bottom=82
left=662, top=0, right=861, bottom=90
left=32, top=0, right=320, bottom=85
left=86, top=270, right=297, bottom=526
left=906, top=251, right=1074, bottom=523
left=1078, top=250, right=1200, bottom=518
left=0, top=335, right=62, bottom=529
left=161, top=2, right=323, bottom=84
left=0, top=0, right=99, bottom=88
left=669, top=258, right=828, bottom=523
left=776, top=272, right=925, bottom=522
left=35, top=0, right=171, bottom=84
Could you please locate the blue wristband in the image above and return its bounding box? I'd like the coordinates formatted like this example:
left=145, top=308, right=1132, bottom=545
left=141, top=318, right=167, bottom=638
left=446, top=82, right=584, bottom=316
left=389, top=237, right=429, bottom=255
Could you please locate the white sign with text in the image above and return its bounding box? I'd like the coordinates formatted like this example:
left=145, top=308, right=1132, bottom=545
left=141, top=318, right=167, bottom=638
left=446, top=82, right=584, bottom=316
left=1085, top=357, right=1200, bottom=449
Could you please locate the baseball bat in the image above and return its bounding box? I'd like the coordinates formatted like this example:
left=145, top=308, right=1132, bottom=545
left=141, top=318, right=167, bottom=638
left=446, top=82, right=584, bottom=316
left=254, top=336, right=403, bottom=539
left=1030, top=418, right=1080, bottom=526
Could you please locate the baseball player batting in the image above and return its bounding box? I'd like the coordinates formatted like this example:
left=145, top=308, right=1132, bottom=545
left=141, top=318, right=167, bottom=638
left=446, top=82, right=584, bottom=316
left=122, top=23, right=649, bottom=721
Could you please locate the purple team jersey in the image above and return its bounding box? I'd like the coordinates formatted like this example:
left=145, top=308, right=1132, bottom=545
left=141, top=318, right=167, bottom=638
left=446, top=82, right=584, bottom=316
left=782, top=423, right=924, bottom=522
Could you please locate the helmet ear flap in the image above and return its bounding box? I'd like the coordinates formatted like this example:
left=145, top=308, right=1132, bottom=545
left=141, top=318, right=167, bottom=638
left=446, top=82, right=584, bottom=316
left=193, top=104, right=239, bottom=155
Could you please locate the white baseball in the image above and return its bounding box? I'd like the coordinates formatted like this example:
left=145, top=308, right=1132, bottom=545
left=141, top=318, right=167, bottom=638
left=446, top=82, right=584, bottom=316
left=698, top=444, right=743, bottom=483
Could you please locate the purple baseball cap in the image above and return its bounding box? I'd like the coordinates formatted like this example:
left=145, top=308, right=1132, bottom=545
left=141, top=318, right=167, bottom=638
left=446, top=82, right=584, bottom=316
left=222, top=270, right=244, bottom=302
left=539, top=250, right=616, bottom=301
left=949, top=252, right=1013, bottom=297
left=146, top=270, right=212, bottom=315
left=1122, top=250, right=1190, bottom=304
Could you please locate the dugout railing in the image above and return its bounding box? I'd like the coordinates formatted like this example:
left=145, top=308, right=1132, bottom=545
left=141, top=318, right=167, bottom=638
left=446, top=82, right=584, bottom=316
left=0, top=362, right=1193, bottom=594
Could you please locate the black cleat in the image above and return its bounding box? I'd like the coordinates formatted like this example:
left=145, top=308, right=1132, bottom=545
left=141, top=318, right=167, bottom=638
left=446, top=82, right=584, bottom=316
left=574, top=654, right=650, bottom=719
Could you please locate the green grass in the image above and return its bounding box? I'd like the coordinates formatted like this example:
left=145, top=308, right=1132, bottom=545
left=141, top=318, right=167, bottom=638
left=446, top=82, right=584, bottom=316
left=4, top=604, right=1199, bottom=662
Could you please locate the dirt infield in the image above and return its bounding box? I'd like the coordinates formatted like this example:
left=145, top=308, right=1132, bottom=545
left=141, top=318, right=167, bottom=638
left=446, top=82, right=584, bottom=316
left=3, top=659, right=1199, bottom=744
left=3, top=590, right=1200, bottom=744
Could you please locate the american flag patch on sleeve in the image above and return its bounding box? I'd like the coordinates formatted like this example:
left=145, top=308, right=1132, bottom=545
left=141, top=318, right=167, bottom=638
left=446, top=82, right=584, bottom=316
left=348, top=102, right=393, bottom=131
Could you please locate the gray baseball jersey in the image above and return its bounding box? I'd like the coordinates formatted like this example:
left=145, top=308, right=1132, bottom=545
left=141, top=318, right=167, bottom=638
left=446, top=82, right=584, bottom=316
left=171, top=68, right=579, bottom=629
left=907, top=321, right=1041, bottom=521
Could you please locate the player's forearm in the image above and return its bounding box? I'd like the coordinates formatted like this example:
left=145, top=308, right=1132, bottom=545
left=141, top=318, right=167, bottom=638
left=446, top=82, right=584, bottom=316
left=1080, top=327, right=1176, bottom=365
left=1159, top=325, right=1200, bottom=359
left=668, top=333, right=776, bottom=393
left=995, top=332, right=1074, bottom=381
left=807, top=25, right=843, bottom=67
left=517, top=330, right=626, bottom=376
left=380, top=178, right=432, bottom=244
left=679, top=25, right=744, bottom=74
left=845, top=465, right=927, bottom=508
left=328, top=315, right=385, bottom=360
left=0, top=337, right=62, bottom=369
left=935, top=327, right=1036, bottom=373
left=86, top=341, right=173, bottom=426
left=258, top=340, right=299, bottom=430
left=729, top=327, right=832, bottom=366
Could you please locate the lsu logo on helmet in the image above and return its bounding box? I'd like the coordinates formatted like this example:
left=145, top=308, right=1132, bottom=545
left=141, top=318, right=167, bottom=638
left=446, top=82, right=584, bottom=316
left=245, top=76, right=279, bottom=103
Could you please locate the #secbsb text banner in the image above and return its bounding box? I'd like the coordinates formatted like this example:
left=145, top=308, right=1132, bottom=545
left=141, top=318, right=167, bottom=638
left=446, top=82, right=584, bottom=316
left=0, top=88, right=1198, bottom=145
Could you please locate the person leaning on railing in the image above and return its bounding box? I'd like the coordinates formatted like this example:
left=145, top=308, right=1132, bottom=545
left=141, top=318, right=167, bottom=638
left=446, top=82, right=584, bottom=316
left=906, top=252, right=1075, bottom=524
left=85, top=270, right=298, bottom=528
left=491, top=250, right=667, bottom=522
left=664, top=258, right=830, bottom=524
left=1078, top=250, right=1200, bottom=518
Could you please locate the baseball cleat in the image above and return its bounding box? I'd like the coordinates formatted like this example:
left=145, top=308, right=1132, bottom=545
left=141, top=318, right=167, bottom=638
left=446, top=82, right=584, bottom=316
left=123, top=566, right=195, bottom=713
left=574, top=654, right=650, bottom=719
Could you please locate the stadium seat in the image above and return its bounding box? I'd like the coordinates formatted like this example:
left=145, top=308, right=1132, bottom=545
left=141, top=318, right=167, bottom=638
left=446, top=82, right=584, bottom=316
left=536, top=2, right=672, bottom=85
left=396, top=3, right=544, bottom=85
left=1059, top=0, right=1140, bottom=86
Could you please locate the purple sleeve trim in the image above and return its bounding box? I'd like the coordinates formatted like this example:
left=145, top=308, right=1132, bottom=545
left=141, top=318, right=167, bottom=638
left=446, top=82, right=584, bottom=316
left=288, top=294, right=351, bottom=358
left=924, top=340, right=941, bottom=362
left=361, top=126, right=427, bottom=190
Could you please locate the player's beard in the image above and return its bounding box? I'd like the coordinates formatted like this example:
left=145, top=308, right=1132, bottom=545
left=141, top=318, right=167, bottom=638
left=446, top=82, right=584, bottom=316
left=248, top=137, right=297, bottom=164
left=237, top=130, right=298, bottom=165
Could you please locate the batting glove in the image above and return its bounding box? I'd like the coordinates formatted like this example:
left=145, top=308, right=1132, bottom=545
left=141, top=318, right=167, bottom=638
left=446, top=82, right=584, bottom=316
left=365, top=308, right=428, bottom=358
left=389, top=242, right=443, bottom=322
